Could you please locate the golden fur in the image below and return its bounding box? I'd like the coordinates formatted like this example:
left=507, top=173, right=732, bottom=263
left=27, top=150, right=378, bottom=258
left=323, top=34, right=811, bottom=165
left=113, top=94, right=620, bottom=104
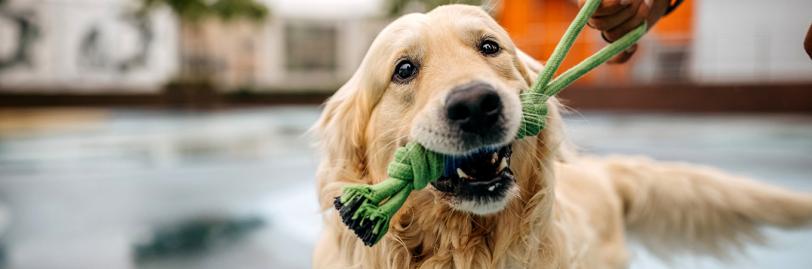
left=312, top=5, right=812, bottom=269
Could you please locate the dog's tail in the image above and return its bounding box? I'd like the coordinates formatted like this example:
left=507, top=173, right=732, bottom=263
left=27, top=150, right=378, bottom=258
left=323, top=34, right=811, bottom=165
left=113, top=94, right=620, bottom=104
left=602, top=156, right=812, bottom=259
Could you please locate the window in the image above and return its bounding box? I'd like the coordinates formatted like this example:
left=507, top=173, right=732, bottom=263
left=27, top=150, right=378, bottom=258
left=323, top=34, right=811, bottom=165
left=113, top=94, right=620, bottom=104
left=655, top=46, right=689, bottom=83
left=284, top=23, right=337, bottom=72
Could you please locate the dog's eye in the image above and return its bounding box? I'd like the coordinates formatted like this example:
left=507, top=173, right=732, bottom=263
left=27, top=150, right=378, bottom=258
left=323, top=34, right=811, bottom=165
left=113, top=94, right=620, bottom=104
left=393, top=60, right=418, bottom=83
left=479, top=40, right=500, bottom=56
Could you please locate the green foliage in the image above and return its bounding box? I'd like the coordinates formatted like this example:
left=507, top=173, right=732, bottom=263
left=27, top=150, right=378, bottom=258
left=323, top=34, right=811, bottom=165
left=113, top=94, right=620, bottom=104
left=386, top=0, right=484, bottom=17
left=210, top=0, right=268, bottom=21
left=139, top=0, right=269, bottom=22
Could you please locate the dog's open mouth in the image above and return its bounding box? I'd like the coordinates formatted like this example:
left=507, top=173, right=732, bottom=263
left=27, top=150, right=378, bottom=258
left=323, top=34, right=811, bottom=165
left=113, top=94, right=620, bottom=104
left=431, top=145, right=514, bottom=201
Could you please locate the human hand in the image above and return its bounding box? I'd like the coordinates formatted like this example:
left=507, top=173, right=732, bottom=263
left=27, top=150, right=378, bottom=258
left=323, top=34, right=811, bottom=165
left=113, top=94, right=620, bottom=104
left=804, top=23, right=812, bottom=60
left=578, top=0, right=670, bottom=63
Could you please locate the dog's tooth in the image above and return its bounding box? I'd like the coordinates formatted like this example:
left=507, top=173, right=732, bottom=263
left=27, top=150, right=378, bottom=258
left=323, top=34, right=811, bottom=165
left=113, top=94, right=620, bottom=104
left=491, top=153, right=498, bottom=164
left=457, top=168, right=472, bottom=180
left=488, top=185, right=496, bottom=192
left=498, top=158, right=508, bottom=171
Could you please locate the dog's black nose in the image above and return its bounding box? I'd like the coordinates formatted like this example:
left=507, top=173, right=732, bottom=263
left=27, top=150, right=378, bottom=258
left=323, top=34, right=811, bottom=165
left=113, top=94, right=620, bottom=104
left=445, top=83, right=502, bottom=134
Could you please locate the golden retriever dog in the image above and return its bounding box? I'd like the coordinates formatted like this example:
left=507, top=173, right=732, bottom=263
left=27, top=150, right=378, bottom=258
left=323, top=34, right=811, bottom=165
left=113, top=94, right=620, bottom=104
left=312, top=5, right=812, bottom=268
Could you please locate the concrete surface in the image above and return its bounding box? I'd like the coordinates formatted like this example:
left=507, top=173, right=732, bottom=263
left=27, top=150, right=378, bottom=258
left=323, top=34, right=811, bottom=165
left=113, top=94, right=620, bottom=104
left=0, top=106, right=810, bottom=269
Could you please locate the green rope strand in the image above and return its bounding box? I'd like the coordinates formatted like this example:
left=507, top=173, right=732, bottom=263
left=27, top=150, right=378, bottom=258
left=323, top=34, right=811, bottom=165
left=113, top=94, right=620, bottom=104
left=334, top=0, right=647, bottom=246
left=545, top=23, right=647, bottom=96
left=334, top=142, right=444, bottom=246
left=532, top=0, right=601, bottom=96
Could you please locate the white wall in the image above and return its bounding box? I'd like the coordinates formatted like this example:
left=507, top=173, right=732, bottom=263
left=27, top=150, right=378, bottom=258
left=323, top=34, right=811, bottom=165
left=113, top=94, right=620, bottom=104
left=690, top=0, right=812, bottom=84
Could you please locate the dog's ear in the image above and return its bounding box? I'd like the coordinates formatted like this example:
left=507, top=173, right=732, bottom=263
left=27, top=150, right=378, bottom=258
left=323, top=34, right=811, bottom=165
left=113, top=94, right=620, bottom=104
left=314, top=75, right=368, bottom=175
left=313, top=53, right=390, bottom=182
left=514, top=48, right=544, bottom=87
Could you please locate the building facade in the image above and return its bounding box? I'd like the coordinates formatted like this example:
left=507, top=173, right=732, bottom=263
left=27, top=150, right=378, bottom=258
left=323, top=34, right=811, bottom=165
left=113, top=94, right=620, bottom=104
left=1, top=0, right=810, bottom=94
left=0, top=0, right=386, bottom=93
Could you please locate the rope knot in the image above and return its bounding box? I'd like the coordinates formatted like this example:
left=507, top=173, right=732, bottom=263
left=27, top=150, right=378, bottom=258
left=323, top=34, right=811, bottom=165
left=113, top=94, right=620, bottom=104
left=517, top=96, right=549, bottom=139
left=387, top=142, right=444, bottom=190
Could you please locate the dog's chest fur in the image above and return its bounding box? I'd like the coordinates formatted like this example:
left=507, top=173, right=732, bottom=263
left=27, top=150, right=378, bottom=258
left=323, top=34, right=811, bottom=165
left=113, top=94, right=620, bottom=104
left=381, top=190, right=595, bottom=269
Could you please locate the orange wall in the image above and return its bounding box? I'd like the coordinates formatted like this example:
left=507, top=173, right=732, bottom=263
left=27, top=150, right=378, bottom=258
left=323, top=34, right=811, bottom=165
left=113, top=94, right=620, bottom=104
left=654, top=0, right=694, bottom=38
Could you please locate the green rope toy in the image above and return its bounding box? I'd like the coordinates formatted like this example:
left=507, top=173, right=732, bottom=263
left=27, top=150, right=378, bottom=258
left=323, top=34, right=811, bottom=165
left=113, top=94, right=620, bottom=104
left=334, top=0, right=647, bottom=246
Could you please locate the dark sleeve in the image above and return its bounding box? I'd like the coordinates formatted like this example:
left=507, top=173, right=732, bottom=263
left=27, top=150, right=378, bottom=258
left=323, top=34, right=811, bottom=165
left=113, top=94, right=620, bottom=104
left=664, top=0, right=685, bottom=16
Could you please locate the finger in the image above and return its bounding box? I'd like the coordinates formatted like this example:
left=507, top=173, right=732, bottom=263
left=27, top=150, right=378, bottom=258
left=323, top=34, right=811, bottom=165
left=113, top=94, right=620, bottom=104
left=579, top=0, right=632, bottom=16
left=588, top=0, right=642, bottom=31
left=603, top=1, right=649, bottom=41
left=597, top=0, right=635, bottom=17
left=805, top=23, right=812, bottom=59
left=608, top=44, right=637, bottom=64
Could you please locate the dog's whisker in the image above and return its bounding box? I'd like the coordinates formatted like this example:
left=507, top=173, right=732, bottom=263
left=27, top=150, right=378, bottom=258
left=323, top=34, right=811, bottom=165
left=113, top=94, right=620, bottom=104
left=364, top=125, right=410, bottom=158
left=370, top=133, right=411, bottom=162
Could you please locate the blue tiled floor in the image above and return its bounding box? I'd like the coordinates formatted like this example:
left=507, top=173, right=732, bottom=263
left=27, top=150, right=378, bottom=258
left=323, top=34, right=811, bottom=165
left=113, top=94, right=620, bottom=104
left=0, top=106, right=810, bottom=269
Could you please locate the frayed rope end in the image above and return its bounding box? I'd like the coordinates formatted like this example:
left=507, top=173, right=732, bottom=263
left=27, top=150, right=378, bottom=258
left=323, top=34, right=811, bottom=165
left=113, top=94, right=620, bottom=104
left=333, top=195, right=390, bottom=246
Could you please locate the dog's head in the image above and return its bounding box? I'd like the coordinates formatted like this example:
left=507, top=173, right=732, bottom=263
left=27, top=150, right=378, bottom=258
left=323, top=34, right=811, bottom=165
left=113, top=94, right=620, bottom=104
left=316, top=5, right=561, bottom=216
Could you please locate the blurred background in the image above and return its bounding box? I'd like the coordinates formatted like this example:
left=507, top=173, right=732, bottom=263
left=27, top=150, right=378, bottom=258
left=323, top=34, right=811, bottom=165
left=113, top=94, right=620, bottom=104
left=0, top=0, right=811, bottom=268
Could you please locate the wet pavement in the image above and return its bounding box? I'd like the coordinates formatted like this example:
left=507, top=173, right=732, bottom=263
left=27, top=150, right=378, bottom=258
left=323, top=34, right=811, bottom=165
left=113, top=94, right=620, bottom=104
left=0, top=106, right=810, bottom=269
